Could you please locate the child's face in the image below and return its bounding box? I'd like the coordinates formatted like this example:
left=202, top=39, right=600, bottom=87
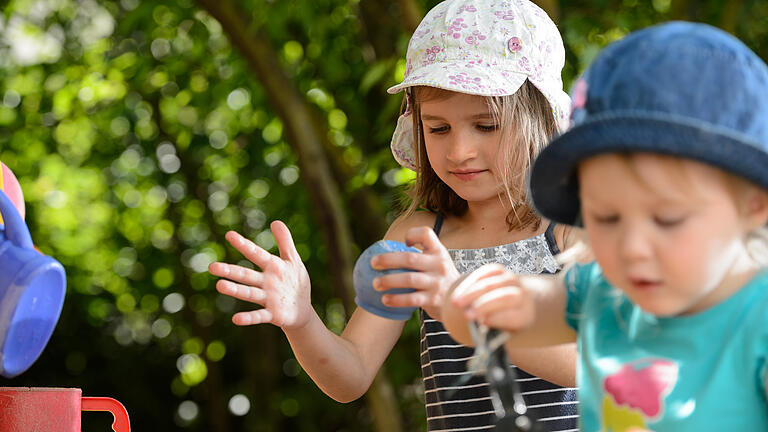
left=420, top=92, right=505, bottom=203
left=578, top=153, right=759, bottom=317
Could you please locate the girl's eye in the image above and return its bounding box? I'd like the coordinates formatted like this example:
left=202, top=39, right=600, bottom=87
left=590, top=214, right=619, bottom=225
left=654, top=216, right=686, bottom=228
left=428, top=125, right=449, bottom=134
left=476, top=124, right=499, bottom=132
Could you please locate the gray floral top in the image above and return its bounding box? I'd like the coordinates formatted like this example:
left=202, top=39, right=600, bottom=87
left=448, top=234, right=560, bottom=275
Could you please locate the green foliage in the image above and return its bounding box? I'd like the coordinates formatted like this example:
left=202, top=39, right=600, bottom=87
left=0, top=0, right=766, bottom=430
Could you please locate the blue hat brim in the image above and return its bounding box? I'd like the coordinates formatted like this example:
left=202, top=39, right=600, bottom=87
left=529, top=112, right=768, bottom=226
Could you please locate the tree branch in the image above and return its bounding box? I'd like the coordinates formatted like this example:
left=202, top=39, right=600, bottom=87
left=396, top=0, right=423, bottom=34
left=194, top=1, right=406, bottom=430
left=535, top=0, right=560, bottom=25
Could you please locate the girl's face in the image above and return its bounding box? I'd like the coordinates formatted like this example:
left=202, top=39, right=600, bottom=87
left=579, top=153, right=763, bottom=317
left=420, top=92, right=505, bottom=203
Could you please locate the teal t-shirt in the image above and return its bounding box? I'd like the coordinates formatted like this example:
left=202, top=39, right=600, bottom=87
left=564, top=262, right=768, bottom=431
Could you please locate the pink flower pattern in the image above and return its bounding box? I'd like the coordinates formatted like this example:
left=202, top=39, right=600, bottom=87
left=403, top=59, right=414, bottom=80
left=494, top=10, right=515, bottom=20
left=446, top=18, right=468, bottom=39
left=423, top=46, right=444, bottom=65
left=448, top=72, right=484, bottom=90
left=518, top=56, right=531, bottom=72
left=572, top=79, right=588, bottom=110
left=464, top=30, right=487, bottom=47
left=413, top=28, right=431, bottom=40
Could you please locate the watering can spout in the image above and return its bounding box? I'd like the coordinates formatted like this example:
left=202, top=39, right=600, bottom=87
left=0, top=190, right=33, bottom=250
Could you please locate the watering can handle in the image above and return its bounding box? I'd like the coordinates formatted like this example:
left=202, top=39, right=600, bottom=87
left=0, top=190, right=33, bottom=250
left=82, top=397, right=131, bottom=432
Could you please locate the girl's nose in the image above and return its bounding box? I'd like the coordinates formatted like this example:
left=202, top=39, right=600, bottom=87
left=445, top=134, right=478, bottom=164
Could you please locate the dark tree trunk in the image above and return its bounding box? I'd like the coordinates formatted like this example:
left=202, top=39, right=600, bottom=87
left=535, top=0, right=560, bottom=24
left=194, top=1, right=406, bottom=431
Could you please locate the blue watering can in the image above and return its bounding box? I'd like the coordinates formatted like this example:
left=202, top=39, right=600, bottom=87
left=0, top=190, right=66, bottom=378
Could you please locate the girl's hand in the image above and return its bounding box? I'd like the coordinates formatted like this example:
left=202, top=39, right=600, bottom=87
left=449, top=263, right=536, bottom=332
left=370, top=226, right=460, bottom=320
left=208, top=221, right=313, bottom=330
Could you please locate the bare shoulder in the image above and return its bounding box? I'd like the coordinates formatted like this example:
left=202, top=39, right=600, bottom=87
left=553, top=223, right=577, bottom=251
left=553, top=224, right=594, bottom=263
left=384, top=210, right=438, bottom=242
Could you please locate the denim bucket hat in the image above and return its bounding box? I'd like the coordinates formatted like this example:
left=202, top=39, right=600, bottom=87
left=387, top=0, right=570, bottom=170
left=529, top=21, right=768, bottom=226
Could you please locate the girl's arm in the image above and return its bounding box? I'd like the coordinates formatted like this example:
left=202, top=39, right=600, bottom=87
left=283, top=308, right=405, bottom=402
left=505, top=344, right=576, bottom=387
left=209, top=220, right=407, bottom=402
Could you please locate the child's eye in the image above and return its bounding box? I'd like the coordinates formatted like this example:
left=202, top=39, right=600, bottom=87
left=476, top=124, right=499, bottom=132
left=590, top=213, right=619, bottom=225
left=428, top=125, right=449, bottom=134
left=653, top=215, right=686, bottom=228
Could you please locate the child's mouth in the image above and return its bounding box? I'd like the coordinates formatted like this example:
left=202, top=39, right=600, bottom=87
left=629, top=277, right=661, bottom=291
left=451, top=170, right=486, bottom=180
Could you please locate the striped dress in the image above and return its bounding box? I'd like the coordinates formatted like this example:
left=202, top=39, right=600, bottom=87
left=421, top=215, right=579, bottom=431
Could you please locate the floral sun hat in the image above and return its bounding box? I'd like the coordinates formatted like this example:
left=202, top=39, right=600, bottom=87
left=387, top=0, right=571, bottom=171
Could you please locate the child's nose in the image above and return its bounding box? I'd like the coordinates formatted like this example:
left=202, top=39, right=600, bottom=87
left=445, top=135, right=478, bottom=164
left=619, top=225, right=652, bottom=261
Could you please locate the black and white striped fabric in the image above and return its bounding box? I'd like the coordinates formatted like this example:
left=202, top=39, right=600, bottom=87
left=421, top=216, right=578, bottom=431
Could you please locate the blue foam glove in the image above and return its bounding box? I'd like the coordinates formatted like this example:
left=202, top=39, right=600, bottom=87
left=353, top=240, right=420, bottom=321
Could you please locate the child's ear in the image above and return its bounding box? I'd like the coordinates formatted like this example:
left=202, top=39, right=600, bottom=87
left=742, top=187, right=768, bottom=230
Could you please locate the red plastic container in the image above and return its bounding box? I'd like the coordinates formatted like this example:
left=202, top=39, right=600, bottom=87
left=0, top=387, right=130, bottom=431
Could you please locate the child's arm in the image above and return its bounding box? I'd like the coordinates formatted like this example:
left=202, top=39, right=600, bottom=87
left=209, top=220, right=405, bottom=402
left=443, top=264, right=577, bottom=386
left=443, top=263, right=576, bottom=349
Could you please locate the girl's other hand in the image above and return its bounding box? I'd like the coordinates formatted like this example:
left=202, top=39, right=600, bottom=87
left=371, top=226, right=460, bottom=320
left=208, top=220, right=313, bottom=330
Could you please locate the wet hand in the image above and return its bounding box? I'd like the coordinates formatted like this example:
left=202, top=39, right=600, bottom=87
left=448, top=263, right=535, bottom=332
left=208, top=221, right=312, bottom=329
left=370, top=226, right=460, bottom=320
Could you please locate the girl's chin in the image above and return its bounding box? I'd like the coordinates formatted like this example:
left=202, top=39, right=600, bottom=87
left=455, top=192, right=504, bottom=204
left=447, top=183, right=506, bottom=200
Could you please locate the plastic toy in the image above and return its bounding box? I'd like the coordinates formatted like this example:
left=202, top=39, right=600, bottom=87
left=0, top=387, right=130, bottom=432
left=0, top=187, right=66, bottom=378
left=352, top=240, right=420, bottom=321
left=0, top=161, right=24, bottom=223
left=0, top=163, right=130, bottom=430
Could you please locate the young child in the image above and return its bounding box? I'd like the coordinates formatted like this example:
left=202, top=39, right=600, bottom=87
left=209, top=1, right=579, bottom=430
left=443, top=22, right=768, bottom=431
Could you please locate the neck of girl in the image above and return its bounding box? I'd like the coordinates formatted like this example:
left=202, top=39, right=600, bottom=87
left=460, top=195, right=544, bottom=241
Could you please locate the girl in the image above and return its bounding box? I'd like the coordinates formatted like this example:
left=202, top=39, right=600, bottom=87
left=210, top=1, right=579, bottom=430
left=444, top=22, right=768, bottom=431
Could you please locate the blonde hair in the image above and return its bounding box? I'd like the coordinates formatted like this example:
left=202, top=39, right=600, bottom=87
left=401, top=80, right=558, bottom=232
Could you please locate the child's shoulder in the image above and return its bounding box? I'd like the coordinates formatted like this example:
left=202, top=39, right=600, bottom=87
left=384, top=210, right=438, bottom=242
